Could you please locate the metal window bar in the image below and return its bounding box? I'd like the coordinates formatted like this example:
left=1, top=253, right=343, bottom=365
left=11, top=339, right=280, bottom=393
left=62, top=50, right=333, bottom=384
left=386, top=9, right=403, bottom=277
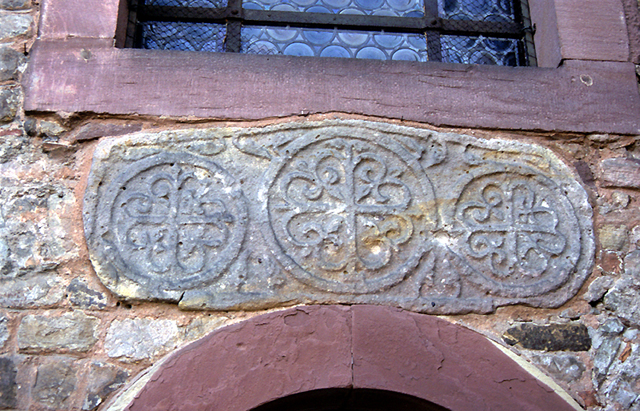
left=125, top=0, right=536, bottom=66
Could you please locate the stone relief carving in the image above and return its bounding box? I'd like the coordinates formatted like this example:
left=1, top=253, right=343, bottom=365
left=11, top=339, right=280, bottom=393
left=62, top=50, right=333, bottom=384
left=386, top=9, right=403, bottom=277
left=84, top=120, right=594, bottom=313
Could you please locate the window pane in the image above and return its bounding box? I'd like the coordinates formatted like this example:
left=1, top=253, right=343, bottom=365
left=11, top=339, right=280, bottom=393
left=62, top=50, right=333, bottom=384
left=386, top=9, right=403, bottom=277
left=440, top=35, right=520, bottom=66
left=438, top=0, right=515, bottom=22
left=243, top=0, right=425, bottom=17
left=141, top=22, right=227, bottom=52
left=144, top=0, right=228, bottom=7
left=241, top=26, right=428, bottom=61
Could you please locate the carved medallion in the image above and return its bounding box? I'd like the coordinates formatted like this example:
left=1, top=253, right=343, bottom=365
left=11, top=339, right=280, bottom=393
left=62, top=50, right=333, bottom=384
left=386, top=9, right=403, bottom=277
left=260, top=134, right=436, bottom=294
left=94, top=153, right=247, bottom=291
left=454, top=171, right=580, bottom=297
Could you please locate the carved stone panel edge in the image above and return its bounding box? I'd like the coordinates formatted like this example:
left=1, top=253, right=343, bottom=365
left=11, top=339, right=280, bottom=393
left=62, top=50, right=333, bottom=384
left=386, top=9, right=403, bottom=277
left=83, top=120, right=595, bottom=314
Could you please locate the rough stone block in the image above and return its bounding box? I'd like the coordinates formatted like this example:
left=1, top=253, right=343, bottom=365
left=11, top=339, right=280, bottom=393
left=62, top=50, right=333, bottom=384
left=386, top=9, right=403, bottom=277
left=503, top=323, right=591, bottom=351
left=38, top=120, right=66, bottom=138
left=0, top=315, right=8, bottom=348
left=600, top=157, right=640, bottom=188
left=104, top=318, right=179, bottom=362
left=624, top=249, right=640, bottom=279
left=0, top=46, right=23, bottom=82
left=598, top=224, right=629, bottom=251
left=583, top=276, right=614, bottom=303
left=83, top=120, right=594, bottom=314
left=0, top=86, right=20, bottom=123
left=18, top=310, right=99, bottom=352
left=0, top=0, right=30, bottom=10
left=0, top=182, right=79, bottom=276
left=0, top=357, right=17, bottom=409
left=604, top=278, right=640, bottom=327
left=32, top=356, right=77, bottom=409
left=600, top=318, right=624, bottom=335
left=67, top=278, right=107, bottom=309
left=82, top=362, right=129, bottom=410
left=530, top=353, right=585, bottom=383
left=0, top=12, right=31, bottom=41
left=592, top=334, right=622, bottom=385
left=0, top=274, right=64, bottom=308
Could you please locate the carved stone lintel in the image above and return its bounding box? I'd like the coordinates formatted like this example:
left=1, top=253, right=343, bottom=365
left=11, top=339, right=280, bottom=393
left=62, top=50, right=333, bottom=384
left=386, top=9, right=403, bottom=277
left=83, top=120, right=594, bottom=313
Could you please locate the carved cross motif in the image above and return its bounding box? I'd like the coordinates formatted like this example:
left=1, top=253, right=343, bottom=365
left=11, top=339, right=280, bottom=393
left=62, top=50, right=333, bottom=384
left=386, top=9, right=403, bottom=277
left=264, top=136, right=436, bottom=294
left=455, top=172, right=578, bottom=294
left=102, top=154, right=247, bottom=290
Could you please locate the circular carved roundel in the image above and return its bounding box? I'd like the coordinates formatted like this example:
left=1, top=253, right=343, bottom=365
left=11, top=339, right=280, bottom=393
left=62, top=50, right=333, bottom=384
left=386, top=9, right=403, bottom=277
left=98, top=153, right=247, bottom=290
left=454, top=171, right=581, bottom=298
left=261, top=132, right=437, bottom=294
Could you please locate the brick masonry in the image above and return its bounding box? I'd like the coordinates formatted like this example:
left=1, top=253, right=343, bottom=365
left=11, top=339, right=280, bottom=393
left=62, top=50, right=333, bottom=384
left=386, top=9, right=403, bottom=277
left=0, top=0, right=640, bottom=410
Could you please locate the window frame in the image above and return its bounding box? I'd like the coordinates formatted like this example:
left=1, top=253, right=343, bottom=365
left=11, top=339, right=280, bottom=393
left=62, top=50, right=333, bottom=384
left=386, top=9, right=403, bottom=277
left=126, top=0, right=535, bottom=66
left=23, top=0, right=640, bottom=134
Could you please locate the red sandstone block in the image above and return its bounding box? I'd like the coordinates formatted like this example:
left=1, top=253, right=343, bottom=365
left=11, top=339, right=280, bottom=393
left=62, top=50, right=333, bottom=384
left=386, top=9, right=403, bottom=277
left=351, top=305, right=577, bottom=411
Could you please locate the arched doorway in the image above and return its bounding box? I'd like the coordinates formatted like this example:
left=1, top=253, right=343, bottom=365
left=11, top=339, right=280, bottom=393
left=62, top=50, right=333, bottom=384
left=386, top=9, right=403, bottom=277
left=249, top=388, right=450, bottom=411
left=111, top=305, right=581, bottom=411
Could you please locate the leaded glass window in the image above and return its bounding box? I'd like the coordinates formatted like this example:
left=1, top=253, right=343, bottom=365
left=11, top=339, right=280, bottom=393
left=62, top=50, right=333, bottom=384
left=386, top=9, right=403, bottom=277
left=124, top=0, right=536, bottom=66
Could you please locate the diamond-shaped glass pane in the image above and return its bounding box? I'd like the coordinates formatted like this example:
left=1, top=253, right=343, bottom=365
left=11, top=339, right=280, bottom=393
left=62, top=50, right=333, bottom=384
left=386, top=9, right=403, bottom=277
left=141, top=22, right=227, bottom=52
left=440, top=35, right=520, bottom=65
left=438, top=0, right=515, bottom=22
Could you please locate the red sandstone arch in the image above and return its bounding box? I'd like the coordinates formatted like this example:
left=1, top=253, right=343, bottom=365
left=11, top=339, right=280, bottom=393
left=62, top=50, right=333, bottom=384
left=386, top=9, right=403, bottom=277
left=122, top=305, right=578, bottom=411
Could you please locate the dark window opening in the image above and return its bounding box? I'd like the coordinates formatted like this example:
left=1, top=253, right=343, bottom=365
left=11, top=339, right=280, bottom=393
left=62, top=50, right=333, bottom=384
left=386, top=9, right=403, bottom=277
left=123, top=0, right=536, bottom=65
left=248, top=388, right=452, bottom=411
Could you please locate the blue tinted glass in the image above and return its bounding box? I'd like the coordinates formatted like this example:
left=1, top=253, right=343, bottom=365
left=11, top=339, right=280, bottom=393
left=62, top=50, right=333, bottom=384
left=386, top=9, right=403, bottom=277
left=440, top=35, right=519, bottom=66
left=141, top=22, right=226, bottom=52
left=241, top=26, right=428, bottom=61
left=243, top=0, right=424, bottom=16
left=437, top=0, right=514, bottom=21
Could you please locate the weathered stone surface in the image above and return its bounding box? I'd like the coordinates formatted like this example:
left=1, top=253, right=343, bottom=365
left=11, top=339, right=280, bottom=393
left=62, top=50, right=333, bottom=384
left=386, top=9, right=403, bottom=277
left=598, top=342, right=640, bottom=409
left=600, top=318, right=625, bottom=335
left=67, top=278, right=107, bottom=309
left=503, top=323, right=591, bottom=351
left=18, top=310, right=99, bottom=352
left=82, top=362, right=129, bottom=410
left=584, top=276, right=615, bottom=303
left=598, top=190, right=631, bottom=215
left=0, top=182, right=78, bottom=277
left=0, top=86, right=20, bottom=123
left=598, top=224, right=629, bottom=251
left=84, top=120, right=594, bottom=314
left=592, top=333, right=622, bottom=385
left=32, top=356, right=77, bottom=409
left=0, top=274, right=64, bottom=308
left=0, top=0, right=30, bottom=10
left=530, top=353, right=585, bottom=383
left=0, top=46, right=22, bottom=81
left=600, top=157, right=640, bottom=188
left=624, top=249, right=640, bottom=280
left=182, top=315, right=228, bottom=342
left=0, top=12, right=31, bottom=40
left=0, top=315, right=8, bottom=348
left=105, top=318, right=179, bottom=362
left=38, top=120, right=66, bottom=138
left=604, top=278, right=640, bottom=326
left=0, top=357, right=17, bottom=409
left=0, top=128, right=26, bottom=163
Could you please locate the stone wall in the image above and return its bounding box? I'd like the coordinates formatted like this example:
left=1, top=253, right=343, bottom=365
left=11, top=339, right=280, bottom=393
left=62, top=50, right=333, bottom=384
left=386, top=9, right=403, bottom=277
left=0, top=0, right=640, bottom=410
